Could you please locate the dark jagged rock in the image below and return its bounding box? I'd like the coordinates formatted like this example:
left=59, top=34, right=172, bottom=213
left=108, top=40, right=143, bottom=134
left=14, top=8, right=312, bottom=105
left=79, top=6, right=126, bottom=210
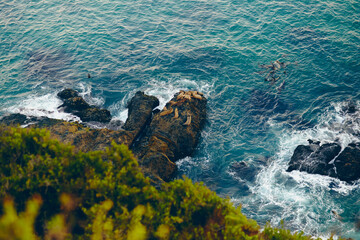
left=287, top=140, right=360, bottom=183
left=57, top=88, right=79, bottom=100
left=287, top=142, right=341, bottom=177
left=132, top=90, right=207, bottom=181
left=287, top=145, right=313, bottom=172
left=59, top=97, right=90, bottom=112
left=123, top=91, right=159, bottom=137
left=0, top=113, right=28, bottom=126
left=76, top=107, right=112, bottom=123
left=57, top=89, right=111, bottom=123
left=0, top=114, right=62, bottom=127
left=334, top=143, right=360, bottom=182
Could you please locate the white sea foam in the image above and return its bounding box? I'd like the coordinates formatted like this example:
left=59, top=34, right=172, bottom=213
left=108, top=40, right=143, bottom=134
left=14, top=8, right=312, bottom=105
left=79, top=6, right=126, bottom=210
left=4, top=83, right=109, bottom=123
left=246, top=101, right=360, bottom=238
left=78, top=83, right=105, bottom=107
left=108, top=95, right=129, bottom=123
left=6, top=92, right=81, bottom=122
left=110, top=77, right=213, bottom=123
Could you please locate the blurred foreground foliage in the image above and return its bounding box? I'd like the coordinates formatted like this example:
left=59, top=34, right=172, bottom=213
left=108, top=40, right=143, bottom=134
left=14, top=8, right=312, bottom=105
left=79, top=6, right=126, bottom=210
left=0, top=126, right=342, bottom=239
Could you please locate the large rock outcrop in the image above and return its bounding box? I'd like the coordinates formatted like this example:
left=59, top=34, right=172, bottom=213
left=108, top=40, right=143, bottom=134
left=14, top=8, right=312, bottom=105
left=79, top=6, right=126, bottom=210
left=132, top=90, right=207, bottom=181
left=0, top=89, right=160, bottom=153
left=123, top=91, right=159, bottom=140
left=0, top=89, right=207, bottom=183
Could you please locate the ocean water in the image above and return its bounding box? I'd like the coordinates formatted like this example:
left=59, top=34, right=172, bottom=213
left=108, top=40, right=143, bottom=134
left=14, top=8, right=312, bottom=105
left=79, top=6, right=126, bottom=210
left=1, top=0, right=359, bottom=238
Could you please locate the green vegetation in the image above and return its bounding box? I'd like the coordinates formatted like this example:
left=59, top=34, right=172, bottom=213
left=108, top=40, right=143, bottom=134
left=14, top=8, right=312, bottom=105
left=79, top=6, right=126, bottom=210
left=0, top=126, right=337, bottom=239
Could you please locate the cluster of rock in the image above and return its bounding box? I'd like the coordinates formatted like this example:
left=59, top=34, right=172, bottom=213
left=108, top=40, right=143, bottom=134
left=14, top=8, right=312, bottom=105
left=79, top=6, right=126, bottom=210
left=287, top=102, right=360, bottom=183
left=57, top=89, right=111, bottom=123
left=287, top=140, right=360, bottom=183
left=0, top=89, right=207, bottom=183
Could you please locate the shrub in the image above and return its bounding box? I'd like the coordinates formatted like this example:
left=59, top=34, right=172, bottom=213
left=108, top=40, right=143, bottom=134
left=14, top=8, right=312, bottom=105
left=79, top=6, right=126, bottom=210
left=0, top=126, right=339, bottom=239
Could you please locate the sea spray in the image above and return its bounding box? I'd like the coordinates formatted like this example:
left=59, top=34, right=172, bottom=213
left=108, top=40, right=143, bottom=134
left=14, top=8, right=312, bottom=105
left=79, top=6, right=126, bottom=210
left=111, top=77, right=213, bottom=122
left=244, top=101, right=360, bottom=238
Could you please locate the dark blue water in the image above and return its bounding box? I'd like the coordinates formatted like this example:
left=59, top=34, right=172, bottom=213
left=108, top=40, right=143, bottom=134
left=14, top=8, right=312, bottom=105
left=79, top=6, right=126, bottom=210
left=1, top=1, right=359, bottom=238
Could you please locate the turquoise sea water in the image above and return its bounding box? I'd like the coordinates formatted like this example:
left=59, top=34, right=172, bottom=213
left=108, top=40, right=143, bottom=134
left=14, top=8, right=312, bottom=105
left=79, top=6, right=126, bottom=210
left=1, top=0, right=359, bottom=238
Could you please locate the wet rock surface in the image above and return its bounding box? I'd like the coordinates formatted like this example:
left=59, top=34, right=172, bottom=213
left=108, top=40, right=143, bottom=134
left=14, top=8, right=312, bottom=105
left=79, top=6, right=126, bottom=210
left=0, top=113, right=30, bottom=126
left=287, top=142, right=341, bottom=177
left=57, top=89, right=111, bottom=123
left=334, top=143, right=360, bottom=183
left=132, top=90, right=207, bottom=181
left=57, top=88, right=79, bottom=100
left=341, top=100, right=358, bottom=114
left=287, top=101, right=360, bottom=183
left=287, top=140, right=360, bottom=183
left=0, top=89, right=208, bottom=183
left=123, top=91, right=159, bottom=138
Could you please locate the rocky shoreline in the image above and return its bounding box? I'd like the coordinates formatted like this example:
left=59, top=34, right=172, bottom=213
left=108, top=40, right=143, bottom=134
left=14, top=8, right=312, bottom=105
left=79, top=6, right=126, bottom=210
left=0, top=89, right=207, bottom=183
left=2, top=90, right=359, bottom=184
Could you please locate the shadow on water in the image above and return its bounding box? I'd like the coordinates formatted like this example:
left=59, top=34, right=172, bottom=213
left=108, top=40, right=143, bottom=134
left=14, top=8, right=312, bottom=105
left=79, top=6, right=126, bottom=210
left=242, top=88, right=312, bottom=130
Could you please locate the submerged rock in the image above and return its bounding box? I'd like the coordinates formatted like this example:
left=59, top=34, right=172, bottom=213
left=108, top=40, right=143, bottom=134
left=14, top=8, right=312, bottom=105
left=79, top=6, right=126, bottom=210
left=57, top=89, right=111, bottom=123
left=133, top=90, right=207, bottom=181
left=341, top=100, right=358, bottom=114
left=229, top=161, right=258, bottom=182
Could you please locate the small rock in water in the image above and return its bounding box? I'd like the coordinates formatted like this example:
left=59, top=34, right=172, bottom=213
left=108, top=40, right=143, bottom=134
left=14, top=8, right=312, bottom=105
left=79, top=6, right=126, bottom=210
left=57, top=88, right=112, bottom=123
left=59, top=97, right=90, bottom=112
left=77, top=108, right=111, bottom=123
left=229, top=161, right=258, bottom=182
